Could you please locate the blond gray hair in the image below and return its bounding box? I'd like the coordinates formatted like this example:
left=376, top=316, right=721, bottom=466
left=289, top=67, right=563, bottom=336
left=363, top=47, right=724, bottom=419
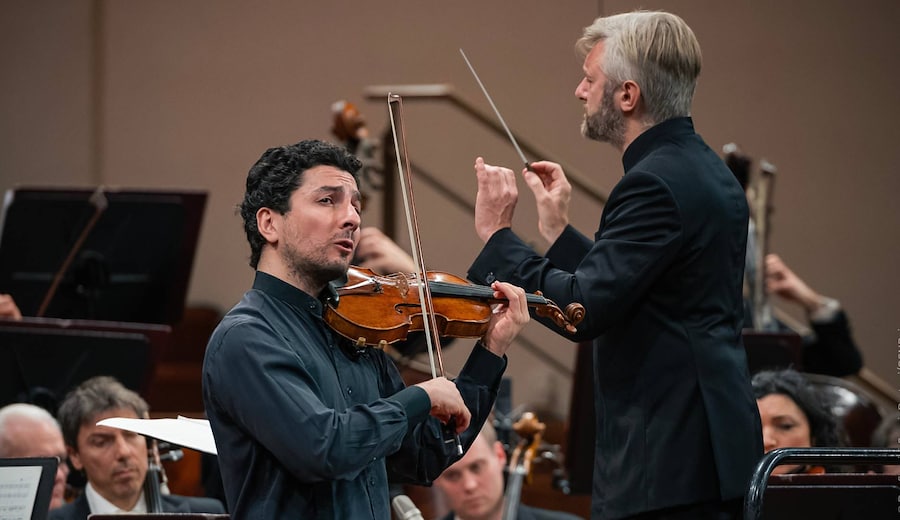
left=576, top=11, right=702, bottom=124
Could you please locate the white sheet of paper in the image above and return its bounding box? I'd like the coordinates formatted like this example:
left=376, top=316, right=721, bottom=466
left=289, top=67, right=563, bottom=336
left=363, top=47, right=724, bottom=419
left=0, top=465, right=41, bottom=520
left=96, top=416, right=217, bottom=455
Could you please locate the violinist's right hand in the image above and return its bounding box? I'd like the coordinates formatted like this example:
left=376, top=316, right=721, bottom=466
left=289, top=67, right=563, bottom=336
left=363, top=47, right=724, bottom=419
left=415, top=377, right=471, bottom=433
left=0, top=293, right=22, bottom=320
left=521, top=160, right=571, bottom=245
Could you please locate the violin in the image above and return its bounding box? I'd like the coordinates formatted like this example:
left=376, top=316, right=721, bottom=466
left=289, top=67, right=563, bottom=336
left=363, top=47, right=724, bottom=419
left=324, top=266, right=584, bottom=348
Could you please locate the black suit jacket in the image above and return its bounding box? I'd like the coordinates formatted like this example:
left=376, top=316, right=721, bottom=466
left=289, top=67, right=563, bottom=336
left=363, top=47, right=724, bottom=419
left=48, top=492, right=225, bottom=520
left=468, top=118, right=763, bottom=519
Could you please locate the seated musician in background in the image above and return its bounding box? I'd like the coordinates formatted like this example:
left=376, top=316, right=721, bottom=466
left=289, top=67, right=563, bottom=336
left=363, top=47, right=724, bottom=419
left=752, top=368, right=842, bottom=475
left=0, top=292, right=22, bottom=319
left=49, top=376, right=224, bottom=519
left=0, top=403, right=70, bottom=510
left=764, top=254, right=863, bottom=377
left=434, top=420, right=581, bottom=520
left=202, top=139, right=529, bottom=518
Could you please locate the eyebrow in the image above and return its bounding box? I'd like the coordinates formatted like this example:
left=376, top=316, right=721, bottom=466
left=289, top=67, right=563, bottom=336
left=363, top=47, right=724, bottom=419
left=313, top=185, right=361, bottom=201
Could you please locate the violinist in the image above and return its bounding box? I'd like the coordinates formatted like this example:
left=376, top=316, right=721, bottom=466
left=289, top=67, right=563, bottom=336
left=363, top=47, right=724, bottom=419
left=49, top=376, right=224, bottom=519
left=467, top=11, right=761, bottom=520
left=202, top=139, right=530, bottom=519
left=434, top=420, right=581, bottom=520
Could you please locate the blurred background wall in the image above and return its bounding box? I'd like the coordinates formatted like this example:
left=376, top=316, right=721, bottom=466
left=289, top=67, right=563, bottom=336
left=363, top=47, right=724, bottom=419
left=2, top=0, right=898, bottom=416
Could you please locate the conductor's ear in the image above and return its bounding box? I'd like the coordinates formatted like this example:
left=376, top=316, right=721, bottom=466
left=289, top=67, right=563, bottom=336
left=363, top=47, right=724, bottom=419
left=619, top=80, right=641, bottom=113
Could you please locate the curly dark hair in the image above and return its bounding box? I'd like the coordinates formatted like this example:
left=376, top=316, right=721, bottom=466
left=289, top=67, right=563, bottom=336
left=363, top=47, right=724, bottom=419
left=239, top=139, right=361, bottom=268
left=751, top=368, right=841, bottom=448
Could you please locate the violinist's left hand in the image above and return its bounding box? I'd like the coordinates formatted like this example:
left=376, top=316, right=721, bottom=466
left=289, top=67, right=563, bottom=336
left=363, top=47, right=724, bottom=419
left=480, top=281, right=529, bottom=357
left=474, top=157, right=518, bottom=242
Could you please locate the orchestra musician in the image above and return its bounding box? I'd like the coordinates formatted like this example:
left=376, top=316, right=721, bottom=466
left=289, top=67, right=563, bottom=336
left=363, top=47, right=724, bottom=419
left=434, top=419, right=581, bottom=520
left=762, top=253, right=863, bottom=377
left=466, top=11, right=762, bottom=519
left=49, top=376, right=224, bottom=519
left=0, top=403, right=70, bottom=511
left=751, top=368, right=841, bottom=475
left=201, top=139, right=530, bottom=518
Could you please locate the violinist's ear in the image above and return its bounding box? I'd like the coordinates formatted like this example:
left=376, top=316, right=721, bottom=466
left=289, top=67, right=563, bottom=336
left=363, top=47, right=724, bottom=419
left=256, top=207, right=280, bottom=245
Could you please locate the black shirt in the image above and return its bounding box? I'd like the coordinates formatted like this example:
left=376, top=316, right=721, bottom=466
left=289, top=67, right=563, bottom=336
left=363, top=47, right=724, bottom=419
left=203, top=271, right=506, bottom=519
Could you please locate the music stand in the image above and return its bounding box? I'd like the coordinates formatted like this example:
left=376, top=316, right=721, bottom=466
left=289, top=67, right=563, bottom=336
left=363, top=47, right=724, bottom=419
left=0, top=187, right=206, bottom=324
left=0, top=317, right=171, bottom=414
left=742, top=330, right=804, bottom=374
left=0, top=457, right=59, bottom=520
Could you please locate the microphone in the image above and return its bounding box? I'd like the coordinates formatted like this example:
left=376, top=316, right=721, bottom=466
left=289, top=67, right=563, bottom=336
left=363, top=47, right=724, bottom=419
left=392, top=494, right=425, bottom=520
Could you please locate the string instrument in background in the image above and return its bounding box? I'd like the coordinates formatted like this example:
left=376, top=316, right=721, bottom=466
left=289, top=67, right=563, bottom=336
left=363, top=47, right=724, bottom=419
left=143, top=435, right=183, bottom=512
left=723, top=143, right=778, bottom=332
left=502, top=412, right=545, bottom=520
left=331, top=99, right=385, bottom=214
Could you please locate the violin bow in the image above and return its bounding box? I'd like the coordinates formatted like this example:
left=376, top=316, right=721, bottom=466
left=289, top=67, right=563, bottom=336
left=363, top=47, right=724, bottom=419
left=386, top=93, right=462, bottom=455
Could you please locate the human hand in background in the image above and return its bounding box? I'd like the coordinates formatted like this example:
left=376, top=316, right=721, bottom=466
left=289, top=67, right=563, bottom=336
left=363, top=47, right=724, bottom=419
left=0, top=293, right=22, bottom=320
left=354, top=227, right=416, bottom=274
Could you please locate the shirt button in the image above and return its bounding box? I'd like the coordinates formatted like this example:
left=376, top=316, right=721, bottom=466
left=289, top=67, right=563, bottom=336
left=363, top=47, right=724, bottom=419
left=346, top=387, right=352, bottom=395
left=485, top=272, right=496, bottom=284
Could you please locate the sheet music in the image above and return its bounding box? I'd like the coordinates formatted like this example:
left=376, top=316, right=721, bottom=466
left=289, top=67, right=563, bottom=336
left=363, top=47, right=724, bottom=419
left=0, top=466, right=41, bottom=520
left=97, top=416, right=217, bottom=455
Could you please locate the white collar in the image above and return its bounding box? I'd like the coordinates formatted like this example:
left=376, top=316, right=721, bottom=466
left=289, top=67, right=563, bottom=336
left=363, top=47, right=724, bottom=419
left=84, top=482, right=148, bottom=514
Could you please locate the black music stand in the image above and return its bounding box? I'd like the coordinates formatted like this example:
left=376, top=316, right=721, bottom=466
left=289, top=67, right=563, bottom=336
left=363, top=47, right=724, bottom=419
left=0, top=457, right=59, bottom=520
left=0, top=187, right=206, bottom=324
left=742, top=330, right=804, bottom=374
left=0, top=317, right=171, bottom=414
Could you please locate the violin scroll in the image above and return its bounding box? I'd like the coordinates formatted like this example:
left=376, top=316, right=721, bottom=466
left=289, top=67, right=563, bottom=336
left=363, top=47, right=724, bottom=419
left=532, top=291, right=584, bottom=334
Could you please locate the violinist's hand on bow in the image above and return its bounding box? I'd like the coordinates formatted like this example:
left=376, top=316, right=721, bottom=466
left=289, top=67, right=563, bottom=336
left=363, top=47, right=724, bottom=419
left=415, top=377, right=471, bottom=433
left=480, top=281, right=529, bottom=357
left=522, top=161, right=571, bottom=245
left=474, top=157, right=518, bottom=242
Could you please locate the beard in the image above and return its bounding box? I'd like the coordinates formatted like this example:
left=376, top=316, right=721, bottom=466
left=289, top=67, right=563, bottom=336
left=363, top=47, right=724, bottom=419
left=281, top=238, right=352, bottom=292
left=581, top=82, right=626, bottom=149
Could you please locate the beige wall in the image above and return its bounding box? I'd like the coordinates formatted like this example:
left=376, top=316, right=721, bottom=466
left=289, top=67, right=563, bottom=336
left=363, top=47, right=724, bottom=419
left=2, top=0, right=898, bottom=416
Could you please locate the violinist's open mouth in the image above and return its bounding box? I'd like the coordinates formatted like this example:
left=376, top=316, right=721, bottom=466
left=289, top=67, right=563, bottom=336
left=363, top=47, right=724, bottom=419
left=334, top=239, right=354, bottom=254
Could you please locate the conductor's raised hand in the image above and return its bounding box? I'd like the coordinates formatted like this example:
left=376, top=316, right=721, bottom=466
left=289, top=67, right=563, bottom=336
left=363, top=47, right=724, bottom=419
left=415, top=377, right=471, bottom=433
left=474, top=157, right=518, bottom=242
left=480, top=281, right=529, bottom=358
left=522, top=160, right=571, bottom=245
